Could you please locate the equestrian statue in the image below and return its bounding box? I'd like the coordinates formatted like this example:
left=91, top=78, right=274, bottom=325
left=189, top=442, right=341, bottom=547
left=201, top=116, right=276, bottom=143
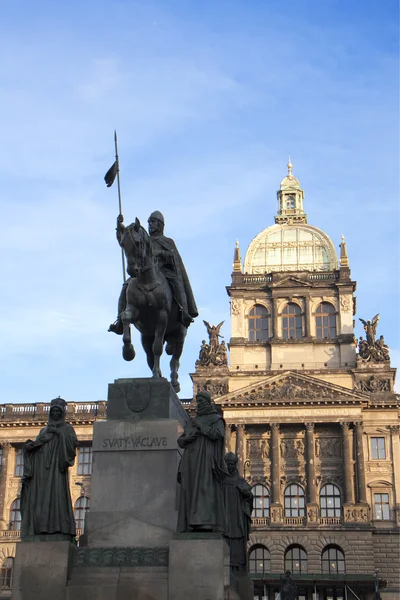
left=108, top=211, right=198, bottom=392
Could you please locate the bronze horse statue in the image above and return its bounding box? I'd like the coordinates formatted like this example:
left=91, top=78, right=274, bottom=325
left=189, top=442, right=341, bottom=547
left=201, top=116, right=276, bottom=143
left=119, top=218, right=187, bottom=392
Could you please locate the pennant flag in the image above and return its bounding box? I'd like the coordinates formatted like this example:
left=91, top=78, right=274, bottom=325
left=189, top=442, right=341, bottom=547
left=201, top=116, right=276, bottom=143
left=104, top=161, right=118, bottom=187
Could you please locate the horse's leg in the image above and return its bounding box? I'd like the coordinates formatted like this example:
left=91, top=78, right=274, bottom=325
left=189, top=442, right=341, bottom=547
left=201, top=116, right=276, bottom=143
left=167, top=324, right=187, bottom=393
left=121, top=303, right=135, bottom=362
left=152, top=309, right=168, bottom=378
left=141, top=334, right=155, bottom=373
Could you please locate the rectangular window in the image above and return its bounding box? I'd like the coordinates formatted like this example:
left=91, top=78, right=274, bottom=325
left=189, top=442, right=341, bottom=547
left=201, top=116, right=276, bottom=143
left=77, top=447, right=92, bottom=475
left=374, top=493, right=390, bottom=520
left=14, top=449, right=24, bottom=477
left=371, top=437, right=386, bottom=460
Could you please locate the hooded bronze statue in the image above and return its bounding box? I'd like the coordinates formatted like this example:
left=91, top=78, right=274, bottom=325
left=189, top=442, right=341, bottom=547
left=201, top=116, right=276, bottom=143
left=20, top=398, right=78, bottom=539
left=177, top=391, right=226, bottom=532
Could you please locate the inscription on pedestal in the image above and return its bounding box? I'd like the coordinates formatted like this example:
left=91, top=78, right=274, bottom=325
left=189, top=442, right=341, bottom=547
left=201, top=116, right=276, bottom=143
left=93, top=419, right=180, bottom=452
left=102, top=435, right=168, bottom=450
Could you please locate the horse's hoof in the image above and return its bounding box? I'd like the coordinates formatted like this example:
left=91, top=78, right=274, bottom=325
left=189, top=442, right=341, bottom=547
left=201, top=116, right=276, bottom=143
left=172, top=381, right=180, bottom=393
left=123, top=345, right=135, bottom=361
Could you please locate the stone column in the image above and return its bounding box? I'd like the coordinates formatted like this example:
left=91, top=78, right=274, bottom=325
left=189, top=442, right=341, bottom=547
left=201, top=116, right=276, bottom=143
left=0, top=443, right=11, bottom=530
left=224, top=423, right=232, bottom=455
left=340, top=422, right=355, bottom=504
left=304, top=297, right=310, bottom=338
left=305, top=424, right=318, bottom=525
left=390, top=426, right=400, bottom=526
left=272, top=298, right=279, bottom=338
left=235, top=424, right=245, bottom=476
left=305, top=423, right=316, bottom=504
left=270, top=423, right=282, bottom=524
left=354, top=421, right=367, bottom=503
left=271, top=423, right=280, bottom=504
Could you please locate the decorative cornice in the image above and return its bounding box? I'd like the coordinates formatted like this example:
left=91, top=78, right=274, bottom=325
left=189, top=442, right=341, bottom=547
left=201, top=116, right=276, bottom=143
left=74, top=546, right=169, bottom=568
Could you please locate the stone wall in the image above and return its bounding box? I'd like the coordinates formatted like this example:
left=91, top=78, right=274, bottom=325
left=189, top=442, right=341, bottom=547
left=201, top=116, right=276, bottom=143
left=372, top=531, right=400, bottom=592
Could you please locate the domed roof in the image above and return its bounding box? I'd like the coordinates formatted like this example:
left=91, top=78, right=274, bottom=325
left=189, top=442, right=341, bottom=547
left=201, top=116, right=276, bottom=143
left=244, top=222, right=338, bottom=274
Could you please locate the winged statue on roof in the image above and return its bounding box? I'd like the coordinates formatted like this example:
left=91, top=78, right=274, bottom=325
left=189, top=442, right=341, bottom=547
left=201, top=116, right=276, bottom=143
left=359, top=314, right=379, bottom=346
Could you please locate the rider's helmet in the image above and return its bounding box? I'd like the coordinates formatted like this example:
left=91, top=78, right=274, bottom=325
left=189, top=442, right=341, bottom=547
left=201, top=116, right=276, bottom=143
left=148, top=210, right=165, bottom=225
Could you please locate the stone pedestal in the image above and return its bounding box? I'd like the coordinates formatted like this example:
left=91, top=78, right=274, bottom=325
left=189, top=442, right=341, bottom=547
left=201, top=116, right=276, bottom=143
left=11, top=541, right=75, bottom=600
left=168, top=534, right=230, bottom=600
left=85, top=377, right=187, bottom=548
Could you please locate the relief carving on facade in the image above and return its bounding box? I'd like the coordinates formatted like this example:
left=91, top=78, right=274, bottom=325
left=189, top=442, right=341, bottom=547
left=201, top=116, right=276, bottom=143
left=366, top=463, right=391, bottom=473
left=307, top=507, right=318, bottom=522
left=270, top=505, right=282, bottom=523
left=280, top=439, right=305, bottom=459
left=230, top=299, right=241, bottom=316
left=339, top=295, right=352, bottom=312
left=344, top=506, right=369, bottom=523
left=257, top=378, right=334, bottom=401
left=356, top=377, right=391, bottom=393
left=247, top=438, right=269, bottom=460
left=197, top=380, right=228, bottom=397
left=315, top=438, right=341, bottom=459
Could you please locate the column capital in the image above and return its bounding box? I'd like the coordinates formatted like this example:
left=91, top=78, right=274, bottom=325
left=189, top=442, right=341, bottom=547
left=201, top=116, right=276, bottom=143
left=390, top=425, right=400, bottom=436
left=271, top=423, right=280, bottom=431
left=354, top=421, right=364, bottom=430
left=0, top=442, right=11, bottom=450
left=304, top=422, right=314, bottom=431
left=236, top=424, right=245, bottom=432
left=340, top=422, right=351, bottom=432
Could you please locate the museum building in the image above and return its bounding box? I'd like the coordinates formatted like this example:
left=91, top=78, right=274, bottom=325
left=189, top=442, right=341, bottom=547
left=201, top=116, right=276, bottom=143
left=0, top=163, right=398, bottom=600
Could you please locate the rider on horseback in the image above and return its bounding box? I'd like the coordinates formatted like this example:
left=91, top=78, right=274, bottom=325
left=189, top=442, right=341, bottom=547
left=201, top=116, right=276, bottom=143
left=109, top=210, right=198, bottom=334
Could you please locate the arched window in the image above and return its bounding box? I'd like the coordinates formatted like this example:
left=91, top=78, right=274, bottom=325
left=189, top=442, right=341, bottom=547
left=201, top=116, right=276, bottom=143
left=74, top=497, right=90, bottom=532
left=322, top=545, right=345, bottom=574
left=320, top=484, right=341, bottom=518
left=9, top=499, right=21, bottom=531
left=285, top=545, right=307, bottom=573
left=284, top=484, right=305, bottom=517
left=251, top=485, right=270, bottom=518
left=286, top=196, right=296, bottom=209
left=282, top=304, right=302, bottom=340
left=1, top=557, right=14, bottom=589
left=315, top=303, right=336, bottom=339
left=249, top=305, right=269, bottom=342
left=248, top=545, right=270, bottom=574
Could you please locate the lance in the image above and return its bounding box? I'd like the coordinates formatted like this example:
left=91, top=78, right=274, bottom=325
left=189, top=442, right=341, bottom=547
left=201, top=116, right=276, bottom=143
left=104, top=130, right=127, bottom=283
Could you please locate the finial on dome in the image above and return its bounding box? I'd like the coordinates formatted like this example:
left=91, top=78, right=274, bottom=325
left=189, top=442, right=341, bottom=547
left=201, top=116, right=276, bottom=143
left=233, top=240, right=242, bottom=272
left=287, top=155, right=293, bottom=176
left=340, top=234, right=349, bottom=267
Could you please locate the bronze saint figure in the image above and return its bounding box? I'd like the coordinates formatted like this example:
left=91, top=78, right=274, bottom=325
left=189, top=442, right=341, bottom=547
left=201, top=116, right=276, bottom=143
left=108, top=211, right=198, bottom=392
left=223, top=452, right=253, bottom=571
left=20, top=398, right=78, bottom=540
left=177, top=391, right=226, bottom=532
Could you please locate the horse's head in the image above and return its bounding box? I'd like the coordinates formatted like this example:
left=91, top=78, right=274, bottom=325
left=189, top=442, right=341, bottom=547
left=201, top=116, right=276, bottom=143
left=123, top=217, right=153, bottom=275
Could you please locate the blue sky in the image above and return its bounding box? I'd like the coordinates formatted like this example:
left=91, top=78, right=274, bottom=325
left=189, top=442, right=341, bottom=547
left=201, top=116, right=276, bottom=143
left=0, top=0, right=398, bottom=403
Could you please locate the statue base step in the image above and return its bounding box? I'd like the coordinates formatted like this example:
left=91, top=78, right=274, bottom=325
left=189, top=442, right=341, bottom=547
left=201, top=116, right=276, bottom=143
left=168, top=534, right=230, bottom=600
left=11, top=540, right=75, bottom=600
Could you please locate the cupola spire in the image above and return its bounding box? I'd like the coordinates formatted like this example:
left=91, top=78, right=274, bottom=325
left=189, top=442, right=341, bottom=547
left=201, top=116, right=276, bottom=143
left=232, top=240, right=242, bottom=272
left=340, top=234, right=349, bottom=267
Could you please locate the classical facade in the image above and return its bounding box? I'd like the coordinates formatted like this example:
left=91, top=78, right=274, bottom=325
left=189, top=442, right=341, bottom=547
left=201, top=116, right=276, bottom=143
left=0, top=163, right=398, bottom=600
left=191, top=163, right=399, bottom=600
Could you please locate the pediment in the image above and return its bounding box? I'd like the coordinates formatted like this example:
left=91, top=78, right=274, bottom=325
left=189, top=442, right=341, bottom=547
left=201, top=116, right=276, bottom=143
left=217, top=371, right=369, bottom=406
left=271, top=276, right=312, bottom=288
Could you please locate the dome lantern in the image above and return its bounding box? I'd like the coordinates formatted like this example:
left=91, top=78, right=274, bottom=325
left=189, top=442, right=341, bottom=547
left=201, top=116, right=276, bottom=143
left=276, top=158, right=307, bottom=225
